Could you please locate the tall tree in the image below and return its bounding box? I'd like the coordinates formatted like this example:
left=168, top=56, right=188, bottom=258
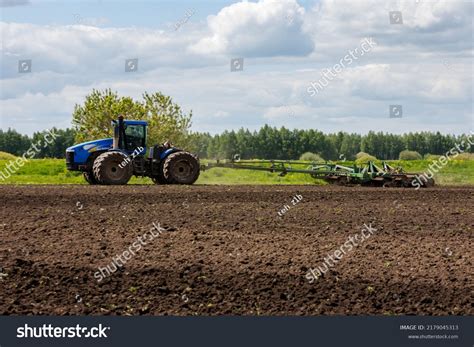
left=72, top=89, right=192, bottom=148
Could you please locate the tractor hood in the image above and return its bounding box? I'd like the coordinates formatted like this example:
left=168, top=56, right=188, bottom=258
left=67, top=138, right=113, bottom=152
left=66, top=138, right=113, bottom=165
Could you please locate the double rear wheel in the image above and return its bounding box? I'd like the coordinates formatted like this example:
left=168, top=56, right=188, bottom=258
left=153, top=151, right=200, bottom=185
left=92, top=151, right=133, bottom=185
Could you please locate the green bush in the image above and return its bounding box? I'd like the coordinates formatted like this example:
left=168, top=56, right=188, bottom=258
left=355, top=152, right=369, bottom=159
left=0, top=151, right=17, bottom=160
left=299, top=152, right=324, bottom=162
left=399, top=150, right=422, bottom=160
left=424, top=153, right=441, bottom=160
left=455, top=153, right=474, bottom=160
left=355, top=152, right=377, bottom=164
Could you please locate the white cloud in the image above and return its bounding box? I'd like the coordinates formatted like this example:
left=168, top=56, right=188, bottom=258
left=263, top=104, right=314, bottom=120
left=190, top=0, right=313, bottom=57
left=306, top=0, right=472, bottom=60
left=0, top=0, right=472, bottom=136
left=72, top=15, right=109, bottom=27
left=0, top=22, right=215, bottom=80
left=213, top=110, right=230, bottom=118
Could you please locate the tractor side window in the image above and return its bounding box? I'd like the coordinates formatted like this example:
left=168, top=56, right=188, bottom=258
left=124, top=125, right=145, bottom=151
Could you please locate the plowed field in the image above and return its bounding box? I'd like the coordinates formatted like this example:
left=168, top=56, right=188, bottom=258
left=0, top=185, right=472, bottom=315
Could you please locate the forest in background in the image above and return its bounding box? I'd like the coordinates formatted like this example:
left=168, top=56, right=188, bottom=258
left=1, top=126, right=472, bottom=161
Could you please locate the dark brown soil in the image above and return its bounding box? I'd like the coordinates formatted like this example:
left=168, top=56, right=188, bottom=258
left=0, top=185, right=472, bottom=315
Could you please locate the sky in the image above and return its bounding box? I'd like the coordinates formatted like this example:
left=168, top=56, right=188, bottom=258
left=0, top=0, right=472, bottom=135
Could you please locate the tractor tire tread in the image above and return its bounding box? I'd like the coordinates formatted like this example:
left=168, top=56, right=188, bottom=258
left=83, top=171, right=98, bottom=185
left=162, top=151, right=200, bottom=185
left=92, top=151, right=132, bottom=185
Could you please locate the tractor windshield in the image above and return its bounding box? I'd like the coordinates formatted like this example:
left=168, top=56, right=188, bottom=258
left=124, top=124, right=146, bottom=151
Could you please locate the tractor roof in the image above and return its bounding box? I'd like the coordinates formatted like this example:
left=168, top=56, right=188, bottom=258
left=124, top=120, right=148, bottom=126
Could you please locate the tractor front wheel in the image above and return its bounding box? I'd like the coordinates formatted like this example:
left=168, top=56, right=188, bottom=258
left=93, top=151, right=133, bottom=185
left=163, top=151, right=200, bottom=184
left=83, top=171, right=98, bottom=185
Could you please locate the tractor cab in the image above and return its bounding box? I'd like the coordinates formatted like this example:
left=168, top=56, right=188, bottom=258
left=112, top=117, right=147, bottom=155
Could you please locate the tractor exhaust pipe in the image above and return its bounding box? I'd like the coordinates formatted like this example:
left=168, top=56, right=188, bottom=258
left=113, top=116, right=125, bottom=149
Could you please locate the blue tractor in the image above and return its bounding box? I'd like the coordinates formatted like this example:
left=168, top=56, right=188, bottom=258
left=65, top=116, right=200, bottom=185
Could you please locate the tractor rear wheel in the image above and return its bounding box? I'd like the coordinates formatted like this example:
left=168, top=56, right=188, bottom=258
left=83, top=171, right=98, bottom=185
left=151, top=163, right=169, bottom=185
left=93, top=151, right=133, bottom=185
left=163, top=151, right=200, bottom=184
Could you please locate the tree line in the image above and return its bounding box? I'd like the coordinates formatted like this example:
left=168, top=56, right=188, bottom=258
left=188, top=126, right=473, bottom=160
left=1, top=126, right=471, bottom=160
left=0, top=128, right=75, bottom=158
left=2, top=90, right=471, bottom=160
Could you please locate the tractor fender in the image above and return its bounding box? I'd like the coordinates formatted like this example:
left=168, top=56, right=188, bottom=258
left=160, top=148, right=180, bottom=160
left=85, top=150, right=107, bottom=170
